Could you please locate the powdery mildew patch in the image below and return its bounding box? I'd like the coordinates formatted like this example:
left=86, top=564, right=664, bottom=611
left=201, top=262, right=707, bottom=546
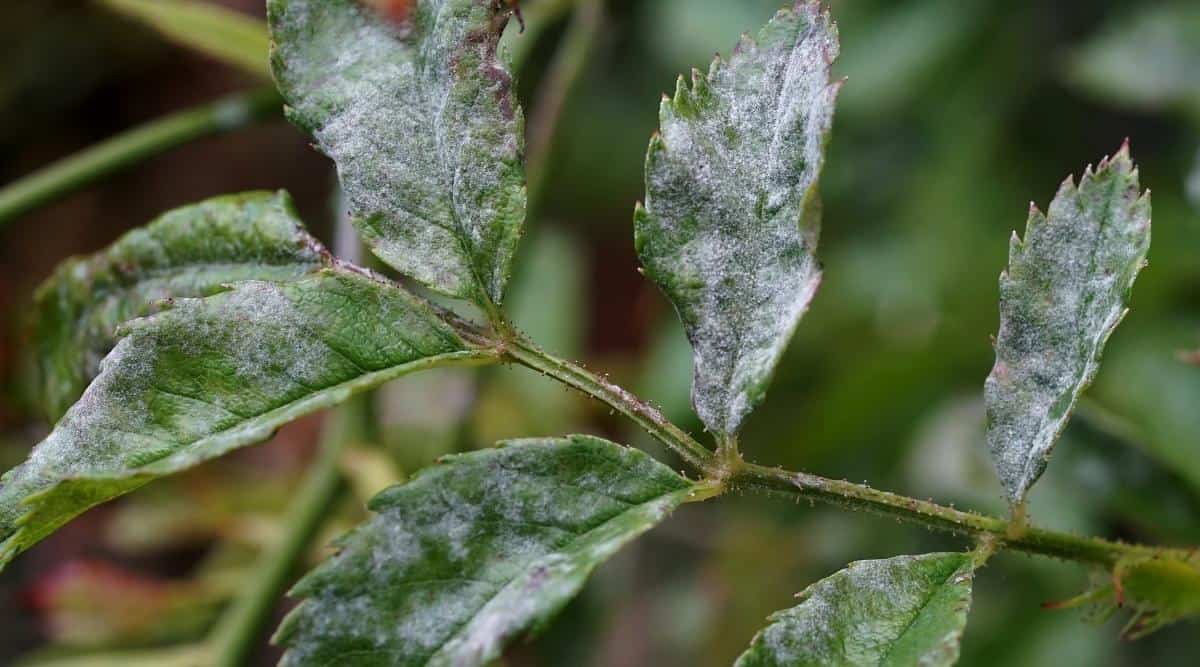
left=275, top=435, right=696, bottom=666
left=269, top=0, right=526, bottom=305
left=635, top=0, right=841, bottom=437
left=984, top=144, right=1151, bottom=504
left=735, top=553, right=975, bottom=667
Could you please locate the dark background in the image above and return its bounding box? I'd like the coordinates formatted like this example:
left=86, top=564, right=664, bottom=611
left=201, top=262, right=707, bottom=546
left=1, top=0, right=1199, bottom=664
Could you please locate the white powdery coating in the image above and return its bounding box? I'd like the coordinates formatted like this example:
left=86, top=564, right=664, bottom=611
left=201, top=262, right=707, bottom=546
left=270, top=0, right=525, bottom=303
left=984, top=146, right=1150, bottom=504
left=276, top=436, right=694, bottom=666
left=637, top=1, right=840, bottom=436
left=0, top=269, right=466, bottom=553
left=35, top=191, right=327, bottom=421
left=735, top=553, right=973, bottom=667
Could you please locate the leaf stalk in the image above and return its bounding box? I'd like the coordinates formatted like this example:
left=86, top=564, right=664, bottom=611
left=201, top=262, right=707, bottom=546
left=499, top=327, right=1197, bottom=569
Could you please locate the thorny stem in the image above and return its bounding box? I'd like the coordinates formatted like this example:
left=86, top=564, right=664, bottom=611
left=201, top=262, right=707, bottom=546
left=493, top=326, right=1198, bottom=569
left=0, top=87, right=281, bottom=229
left=503, top=334, right=713, bottom=471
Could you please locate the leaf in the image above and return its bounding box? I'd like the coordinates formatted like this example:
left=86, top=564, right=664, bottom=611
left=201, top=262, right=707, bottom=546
left=735, top=553, right=975, bottom=667
left=634, top=0, right=841, bottom=437
left=269, top=0, right=526, bottom=307
left=32, top=191, right=327, bottom=423
left=274, top=434, right=708, bottom=666
left=984, top=145, right=1151, bottom=505
left=1066, top=3, right=1200, bottom=116
left=98, top=0, right=271, bottom=78
left=1, top=268, right=492, bottom=570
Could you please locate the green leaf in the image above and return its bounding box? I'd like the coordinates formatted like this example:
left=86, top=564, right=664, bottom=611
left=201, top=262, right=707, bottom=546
left=984, top=145, right=1151, bottom=505
left=1, top=268, right=492, bottom=570
left=1066, top=3, right=1200, bottom=116
left=98, top=0, right=271, bottom=79
left=269, top=0, right=526, bottom=307
left=634, top=0, right=841, bottom=437
left=274, top=434, right=707, bottom=666
left=735, top=553, right=975, bottom=667
left=32, top=191, right=326, bottom=423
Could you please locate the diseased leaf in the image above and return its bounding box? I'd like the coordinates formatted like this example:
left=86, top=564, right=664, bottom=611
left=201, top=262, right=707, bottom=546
left=99, top=0, right=271, bottom=78
left=269, top=0, right=526, bottom=307
left=33, top=191, right=326, bottom=422
left=985, top=145, right=1151, bottom=505
left=274, top=434, right=706, bottom=666
left=634, top=0, right=841, bottom=437
left=1, top=268, right=492, bottom=569
left=735, top=553, right=975, bottom=667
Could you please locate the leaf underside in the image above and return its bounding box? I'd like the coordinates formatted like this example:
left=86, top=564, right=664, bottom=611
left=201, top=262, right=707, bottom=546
left=735, top=553, right=975, bottom=667
left=984, top=145, right=1151, bottom=504
left=635, top=0, right=841, bottom=437
left=274, top=435, right=698, bottom=666
left=269, top=0, right=526, bottom=306
left=1, top=268, right=480, bottom=569
left=32, top=191, right=326, bottom=422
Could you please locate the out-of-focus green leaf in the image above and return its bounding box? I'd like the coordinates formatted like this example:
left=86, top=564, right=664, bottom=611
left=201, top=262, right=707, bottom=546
left=835, top=0, right=986, bottom=119
left=269, top=0, right=526, bottom=307
left=0, top=268, right=490, bottom=570
left=274, top=434, right=706, bottom=666
left=98, top=0, right=270, bottom=78
left=479, top=229, right=587, bottom=439
left=735, top=553, right=975, bottom=667
left=33, top=191, right=326, bottom=422
left=985, top=146, right=1150, bottom=505
left=1091, top=321, right=1200, bottom=494
left=635, top=0, right=840, bottom=438
left=1066, top=3, right=1200, bottom=115
left=16, top=644, right=210, bottom=667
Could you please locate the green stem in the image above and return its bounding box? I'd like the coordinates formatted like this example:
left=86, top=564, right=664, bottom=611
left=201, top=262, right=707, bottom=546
left=502, top=335, right=1197, bottom=568
left=504, top=334, right=714, bottom=471
left=0, top=87, right=281, bottom=229
left=736, top=463, right=1191, bottom=566
left=207, top=397, right=367, bottom=667
left=525, top=0, right=603, bottom=214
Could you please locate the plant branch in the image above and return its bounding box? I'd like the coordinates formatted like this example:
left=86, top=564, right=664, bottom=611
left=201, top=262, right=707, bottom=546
left=525, top=0, right=604, bottom=214
left=0, top=87, right=281, bottom=229
left=207, top=397, right=367, bottom=666
left=504, top=334, right=714, bottom=471
left=501, top=333, right=1197, bottom=568
left=735, top=463, right=1194, bottom=567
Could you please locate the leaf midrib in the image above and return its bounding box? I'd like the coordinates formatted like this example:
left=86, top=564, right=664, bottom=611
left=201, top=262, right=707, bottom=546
left=419, top=484, right=691, bottom=665
left=875, top=561, right=966, bottom=666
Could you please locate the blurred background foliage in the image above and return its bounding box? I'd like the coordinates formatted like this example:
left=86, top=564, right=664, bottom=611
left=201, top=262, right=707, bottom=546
left=1, top=0, right=1199, bottom=664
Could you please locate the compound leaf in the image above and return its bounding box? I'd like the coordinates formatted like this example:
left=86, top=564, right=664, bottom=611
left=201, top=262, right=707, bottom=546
left=635, top=0, right=841, bottom=437
left=274, top=434, right=707, bottom=666
left=33, top=191, right=326, bottom=422
left=1, top=268, right=492, bottom=570
left=735, top=553, right=975, bottom=667
left=269, top=0, right=526, bottom=307
left=985, top=145, right=1151, bottom=505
